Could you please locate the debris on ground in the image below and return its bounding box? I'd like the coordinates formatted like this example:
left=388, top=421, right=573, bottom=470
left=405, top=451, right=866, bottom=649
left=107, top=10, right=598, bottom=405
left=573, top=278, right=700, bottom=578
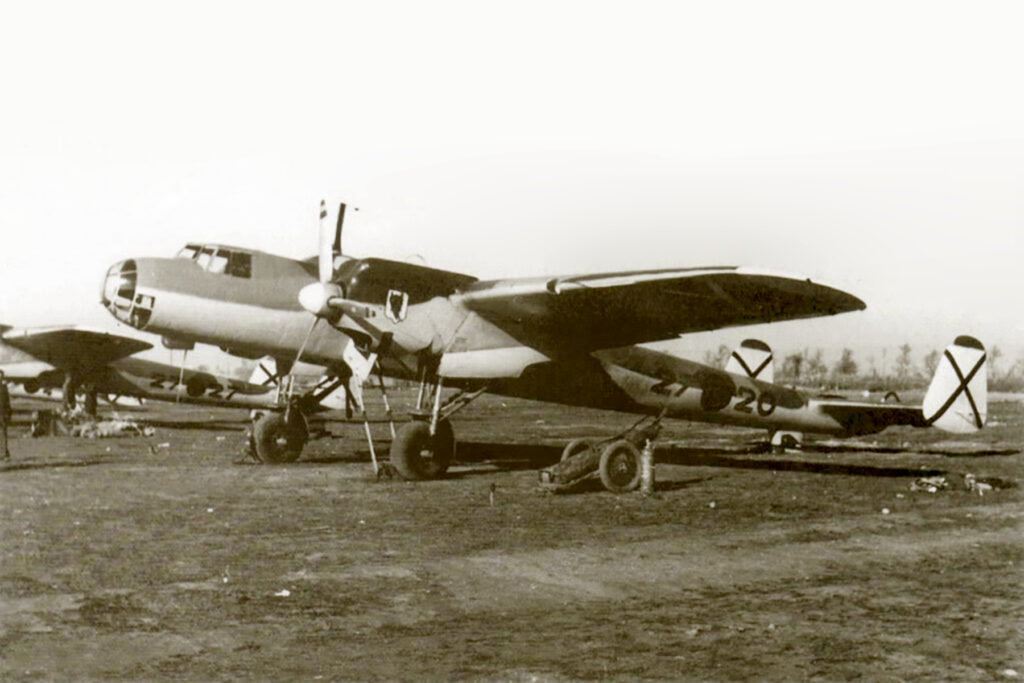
left=963, top=473, right=1017, bottom=496
left=29, top=407, right=156, bottom=439
left=72, top=418, right=155, bottom=439
left=910, top=475, right=948, bottom=493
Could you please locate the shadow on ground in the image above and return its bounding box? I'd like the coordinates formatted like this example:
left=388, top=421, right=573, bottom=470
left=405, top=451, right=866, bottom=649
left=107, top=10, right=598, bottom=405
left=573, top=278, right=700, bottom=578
left=303, top=441, right=953, bottom=479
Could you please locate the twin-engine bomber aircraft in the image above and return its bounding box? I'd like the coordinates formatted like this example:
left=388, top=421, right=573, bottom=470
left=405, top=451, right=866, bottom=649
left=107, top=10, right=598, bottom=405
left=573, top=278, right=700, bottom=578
left=101, top=202, right=987, bottom=485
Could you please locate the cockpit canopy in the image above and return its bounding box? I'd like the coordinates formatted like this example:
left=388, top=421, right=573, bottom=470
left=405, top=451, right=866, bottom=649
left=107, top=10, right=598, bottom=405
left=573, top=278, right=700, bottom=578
left=177, top=244, right=252, bottom=278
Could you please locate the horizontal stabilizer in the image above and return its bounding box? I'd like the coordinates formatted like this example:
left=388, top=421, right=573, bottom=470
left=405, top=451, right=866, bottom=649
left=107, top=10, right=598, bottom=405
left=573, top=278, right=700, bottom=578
left=922, top=335, right=987, bottom=433
left=725, top=339, right=773, bottom=383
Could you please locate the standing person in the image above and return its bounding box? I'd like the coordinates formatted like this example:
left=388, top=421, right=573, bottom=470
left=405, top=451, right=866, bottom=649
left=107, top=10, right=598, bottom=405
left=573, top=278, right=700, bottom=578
left=0, top=371, right=11, bottom=459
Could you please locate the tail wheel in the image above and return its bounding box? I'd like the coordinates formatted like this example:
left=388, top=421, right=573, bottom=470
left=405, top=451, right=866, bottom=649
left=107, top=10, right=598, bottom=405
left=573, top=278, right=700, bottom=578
left=560, top=438, right=593, bottom=462
left=599, top=439, right=642, bottom=493
left=252, top=411, right=308, bottom=464
left=390, top=420, right=454, bottom=480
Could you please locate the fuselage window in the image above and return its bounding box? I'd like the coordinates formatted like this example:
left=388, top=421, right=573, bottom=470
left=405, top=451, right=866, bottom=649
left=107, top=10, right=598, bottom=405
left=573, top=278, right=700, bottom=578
left=226, top=251, right=252, bottom=278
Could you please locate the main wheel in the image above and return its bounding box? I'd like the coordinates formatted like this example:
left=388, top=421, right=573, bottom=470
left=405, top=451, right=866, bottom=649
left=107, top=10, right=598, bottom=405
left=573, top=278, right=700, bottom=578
left=599, top=439, right=642, bottom=493
left=389, top=420, right=454, bottom=480
left=560, top=438, right=593, bottom=462
left=252, top=411, right=308, bottom=464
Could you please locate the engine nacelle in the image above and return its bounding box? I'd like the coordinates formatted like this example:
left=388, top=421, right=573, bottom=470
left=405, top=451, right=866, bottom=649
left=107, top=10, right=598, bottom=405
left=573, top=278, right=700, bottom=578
left=161, top=336, right=196, bottom=351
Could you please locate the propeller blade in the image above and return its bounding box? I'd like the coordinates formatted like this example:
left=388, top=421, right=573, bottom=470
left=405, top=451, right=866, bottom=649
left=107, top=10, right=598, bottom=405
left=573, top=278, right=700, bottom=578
left=334, top=202, right=346, bottom=256
left=318, top=200, right=333, bottom=283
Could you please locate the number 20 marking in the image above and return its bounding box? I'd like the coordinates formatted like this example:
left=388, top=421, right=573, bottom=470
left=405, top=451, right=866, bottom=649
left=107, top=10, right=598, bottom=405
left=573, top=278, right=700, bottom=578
left=734, top=387, right=776, bottom=416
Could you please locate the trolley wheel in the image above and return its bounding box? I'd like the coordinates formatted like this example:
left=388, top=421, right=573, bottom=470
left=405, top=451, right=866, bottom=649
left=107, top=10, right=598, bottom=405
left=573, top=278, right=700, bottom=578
left=560, top=438, right=593, bottom=462
left=599, top=439, right=642, bottom=493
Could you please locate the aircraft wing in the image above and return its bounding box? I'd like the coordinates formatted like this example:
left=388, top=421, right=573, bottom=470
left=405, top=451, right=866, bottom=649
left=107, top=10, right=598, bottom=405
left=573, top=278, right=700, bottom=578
left=1, top=327, right=153, bottom=375
left=457, top=267, right=865, bottom=354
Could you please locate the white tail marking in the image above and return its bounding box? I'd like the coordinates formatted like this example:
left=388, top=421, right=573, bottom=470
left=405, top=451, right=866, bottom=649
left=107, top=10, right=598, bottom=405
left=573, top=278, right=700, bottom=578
left=725, top=339, right=773, bottom=384
left=922, top=336, right=986, bottom=433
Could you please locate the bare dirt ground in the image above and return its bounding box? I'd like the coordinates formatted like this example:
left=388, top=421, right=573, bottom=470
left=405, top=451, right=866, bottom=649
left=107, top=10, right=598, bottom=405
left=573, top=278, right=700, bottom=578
left=1, top=391, right=1022, bottom=681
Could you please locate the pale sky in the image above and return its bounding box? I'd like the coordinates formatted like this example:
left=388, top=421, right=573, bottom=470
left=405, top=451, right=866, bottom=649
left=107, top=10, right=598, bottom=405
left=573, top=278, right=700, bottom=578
left=1, top=1, right=1022, bottom=371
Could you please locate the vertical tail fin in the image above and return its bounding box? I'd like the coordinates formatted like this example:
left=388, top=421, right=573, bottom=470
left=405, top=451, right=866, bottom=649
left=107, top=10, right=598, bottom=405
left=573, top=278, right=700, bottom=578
left=922, top=335, right=987, bottom=433
left=725, top=339, right=774, bottom=383
left=248, top=358, right=279, bottom=386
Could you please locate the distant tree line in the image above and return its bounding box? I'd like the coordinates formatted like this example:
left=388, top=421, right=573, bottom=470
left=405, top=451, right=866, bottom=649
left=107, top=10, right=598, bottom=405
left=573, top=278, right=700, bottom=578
left=765, top=344, right=1024, bottom=392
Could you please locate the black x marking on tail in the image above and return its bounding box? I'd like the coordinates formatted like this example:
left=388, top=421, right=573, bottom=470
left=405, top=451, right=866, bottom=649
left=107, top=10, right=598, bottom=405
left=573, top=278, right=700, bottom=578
left=926, top=350, right=985, bottom=429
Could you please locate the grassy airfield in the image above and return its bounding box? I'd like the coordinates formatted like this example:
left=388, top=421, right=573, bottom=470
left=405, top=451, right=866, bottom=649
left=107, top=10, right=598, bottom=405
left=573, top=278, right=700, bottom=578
left=1, top=391, right=1022, bottom=680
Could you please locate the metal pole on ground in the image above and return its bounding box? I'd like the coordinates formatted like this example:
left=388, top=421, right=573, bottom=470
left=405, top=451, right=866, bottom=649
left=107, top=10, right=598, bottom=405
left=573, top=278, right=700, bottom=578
left=640, top=438, right=655, bottom=496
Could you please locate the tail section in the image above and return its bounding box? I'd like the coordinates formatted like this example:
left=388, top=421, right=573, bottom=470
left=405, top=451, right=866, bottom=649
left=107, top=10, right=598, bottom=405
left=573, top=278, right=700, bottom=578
left=922, top=335, right=987, bottom=433
left=725, top=339, right=773, bottom=383
left=248, top=358, right=280, bottom=386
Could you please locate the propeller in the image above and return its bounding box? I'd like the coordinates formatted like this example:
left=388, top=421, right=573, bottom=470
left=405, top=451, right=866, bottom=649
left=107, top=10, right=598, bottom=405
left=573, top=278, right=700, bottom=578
left=300, top=201, right=384, bottom=322
left=291, top=200, right=378, bottom=411
left=299, top=201, right=347, bottom=318
left=290, top=200, right=348, bottom=399
left=294, top=201, right=407, bottom=416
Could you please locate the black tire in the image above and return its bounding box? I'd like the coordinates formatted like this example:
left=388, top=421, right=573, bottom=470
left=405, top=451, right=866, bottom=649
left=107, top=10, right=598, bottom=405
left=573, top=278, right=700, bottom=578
left=252, top=411, right=307, bottom=464
left=389, top=420, right=454, bottom=480
left=560, top=438, right=593, bottom=462
left=599, top=439, right=642, bottom=493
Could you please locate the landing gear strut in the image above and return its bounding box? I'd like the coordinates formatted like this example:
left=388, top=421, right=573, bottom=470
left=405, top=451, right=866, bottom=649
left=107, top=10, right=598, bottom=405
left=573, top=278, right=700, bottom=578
left=62, top=372, right=79, bottom=412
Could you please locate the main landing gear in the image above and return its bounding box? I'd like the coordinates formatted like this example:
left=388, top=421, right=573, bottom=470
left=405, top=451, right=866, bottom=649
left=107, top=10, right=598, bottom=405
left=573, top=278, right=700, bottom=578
left=247, top=355, right=483, bottom=483
left=248, top=371, right=345, bottom=464
left=389, top=419, right=454, bottom=480
left=251, top=409, right=309, bottom=463
left=386, top=366, right=486, bottom=480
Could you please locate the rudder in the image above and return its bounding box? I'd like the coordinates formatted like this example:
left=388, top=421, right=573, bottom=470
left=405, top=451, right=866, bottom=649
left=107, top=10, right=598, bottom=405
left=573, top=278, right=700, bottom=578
left=725, top=339, right=773, bottom=383
left=922, top=335, right=987, bottom=433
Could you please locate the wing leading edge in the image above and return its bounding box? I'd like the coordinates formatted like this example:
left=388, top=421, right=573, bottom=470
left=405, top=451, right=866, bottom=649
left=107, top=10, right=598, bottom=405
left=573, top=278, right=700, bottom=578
left=457, top=266, right=865, bottom=354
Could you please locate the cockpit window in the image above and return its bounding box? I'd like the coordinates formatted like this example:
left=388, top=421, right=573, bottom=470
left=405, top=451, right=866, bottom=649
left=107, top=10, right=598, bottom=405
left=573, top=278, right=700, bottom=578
left=196, top=247, right=215, bottom=270
left=226, top=251, right=252, bottom=278
left=182, top=245, right=252, bottom=278
left=177, top=244, right=201, bottom=260
left=208, top=250, right=229, bottom=274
